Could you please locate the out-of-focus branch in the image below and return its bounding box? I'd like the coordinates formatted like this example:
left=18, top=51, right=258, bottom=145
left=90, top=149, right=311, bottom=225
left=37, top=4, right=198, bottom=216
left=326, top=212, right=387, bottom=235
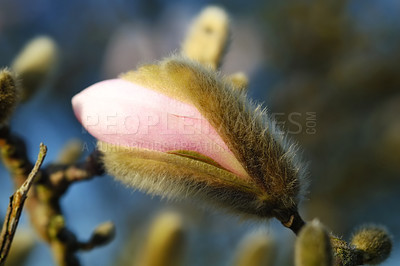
left=0, top=143, right=47, bottom=265
left=43, top=150, right=104, bottom=196
left=77, top=221, right=116, bottom=251
left=0, top=126, right=109, bottom=266
left=0, top=35, right=113, bottom=266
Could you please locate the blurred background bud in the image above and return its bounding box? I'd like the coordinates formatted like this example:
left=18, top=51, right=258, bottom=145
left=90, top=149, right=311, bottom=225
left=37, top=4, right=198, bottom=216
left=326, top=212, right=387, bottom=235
left=12, top=36, right=58, bottom=101
left=295, top=220, right=332, bottom=266
left=90, top=221, right=116, bottom=247
left=56, top=139, right=84, bottom=164
left=6, top=228, right=35, bottom=266
left=226, top=72, right=248, bottom=92
left=137, top=211, right=185, bottom=266
left=233, top=231, right=276, bottom=266
left=181, top=6, right=229, bottom=69
left=351, top=225, right=392, bottom=265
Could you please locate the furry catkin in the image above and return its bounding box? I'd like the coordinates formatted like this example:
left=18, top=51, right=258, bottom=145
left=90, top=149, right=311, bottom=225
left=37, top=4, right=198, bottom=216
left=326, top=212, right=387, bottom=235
left=101, top=55, right=307, bottom=221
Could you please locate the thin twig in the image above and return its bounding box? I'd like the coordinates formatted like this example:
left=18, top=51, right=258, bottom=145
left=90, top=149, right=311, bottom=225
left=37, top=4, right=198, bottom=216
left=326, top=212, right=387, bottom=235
left=44, top=150, right=104, bottom=196
left=0, top=126, right=107, bottom=266
left=0, top=143, right=47, bottom=265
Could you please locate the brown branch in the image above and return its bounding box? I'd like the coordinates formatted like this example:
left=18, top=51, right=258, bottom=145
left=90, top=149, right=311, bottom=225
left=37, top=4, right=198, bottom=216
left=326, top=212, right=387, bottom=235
left=0, top=143, right=47, bottom=265
left=280, top=210, right=306, bottom=235
left=43, top=150, right=104, bottom=196
left=76, top=221, right=115, bottom=251
left=0, top=126, right=110, bottom=266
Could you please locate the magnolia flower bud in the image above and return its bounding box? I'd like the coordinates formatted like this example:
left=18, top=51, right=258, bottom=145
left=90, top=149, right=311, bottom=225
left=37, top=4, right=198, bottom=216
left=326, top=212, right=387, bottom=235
left=72, top=56, right=307, bottom=230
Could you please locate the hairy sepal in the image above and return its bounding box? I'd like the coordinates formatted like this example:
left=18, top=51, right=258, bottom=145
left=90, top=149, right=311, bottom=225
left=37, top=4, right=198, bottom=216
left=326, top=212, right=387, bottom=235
left=117, top=56, right=307, bottom=218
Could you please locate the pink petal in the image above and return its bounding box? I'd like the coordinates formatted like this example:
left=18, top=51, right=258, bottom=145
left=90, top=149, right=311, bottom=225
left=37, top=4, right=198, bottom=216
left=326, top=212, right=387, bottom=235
left=72, top=79, right=248, bottom=178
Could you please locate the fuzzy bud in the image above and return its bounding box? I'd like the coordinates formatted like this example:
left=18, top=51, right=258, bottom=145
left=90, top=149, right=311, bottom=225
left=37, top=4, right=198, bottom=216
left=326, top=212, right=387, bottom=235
left=234, top=232, right=276, bottom=266
left=12, top=36, right=58, bottom=101
left=138, top=212, right=185, bottom=266
left=181, top=6, right=230, bottom=69
left=90, top=221, right=116, bottom=246
left=7, top=229, right=35, bottom=266
left=0, top=69, right=19, bottom=124
left=295, top=220, right=333, bottom=266
left=56, top=139, right=84, bottom=164
left=72, top=55, right=307, bottom=229
left=227, top=72, right=248, bottom=92
left=350, top=225, right=392, bottom=265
